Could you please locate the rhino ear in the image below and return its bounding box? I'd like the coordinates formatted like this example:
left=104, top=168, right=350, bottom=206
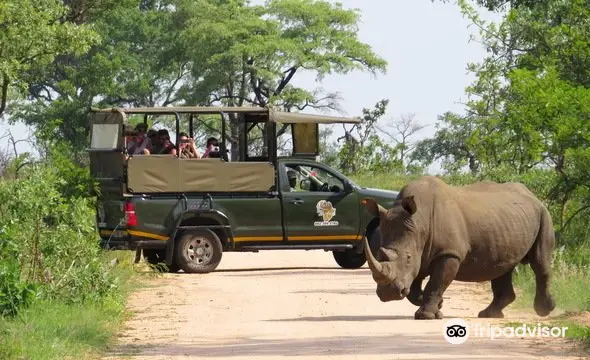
left=362, top=198, right=388, bottom=218
left=401, top=195, right=417, bottom=215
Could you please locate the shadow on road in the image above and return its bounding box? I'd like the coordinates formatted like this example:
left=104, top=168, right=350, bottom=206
left=292, top=288, right=375, bottom=295
left=105, top=334, right=574, bottom=359
left=217, top=268, right=368, bottom=277
left=213, top=266, right=343, bottom=273
left=265, top=314, right=415, bottom=321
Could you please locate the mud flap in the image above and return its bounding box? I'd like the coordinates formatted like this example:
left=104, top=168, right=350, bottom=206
left=165, top=237, right=175, bottom=266
left=354, top=236, right=366, bottom=255
left=134, top=248, right=142, bottom=263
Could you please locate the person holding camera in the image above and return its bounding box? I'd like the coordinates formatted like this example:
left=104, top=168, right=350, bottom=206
left=178, top=132, right=200, bottom=159
left=202, top=137, right=220, bottom=158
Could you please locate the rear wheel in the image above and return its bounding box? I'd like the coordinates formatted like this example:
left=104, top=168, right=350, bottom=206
left=332, top=248, right=367, bottom=269
left=174, top=229, right=223, bottom=274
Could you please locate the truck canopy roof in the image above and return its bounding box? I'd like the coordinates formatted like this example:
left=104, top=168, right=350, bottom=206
left=90, top=106, right=361, bottom=124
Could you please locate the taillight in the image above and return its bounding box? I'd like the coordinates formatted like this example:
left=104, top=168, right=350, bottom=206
left=124, top=201, right=137, bottom=227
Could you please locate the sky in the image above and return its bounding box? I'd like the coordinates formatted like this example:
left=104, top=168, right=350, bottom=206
left=0, top=0, right=501, bottom=174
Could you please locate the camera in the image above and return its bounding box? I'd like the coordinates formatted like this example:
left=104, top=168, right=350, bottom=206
left=208, top=145, right=221, bottom=158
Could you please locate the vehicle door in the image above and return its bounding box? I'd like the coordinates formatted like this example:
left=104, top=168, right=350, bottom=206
left=280, top=161, right=361, bottom=242
left=88, top=111, right=126, bottom=233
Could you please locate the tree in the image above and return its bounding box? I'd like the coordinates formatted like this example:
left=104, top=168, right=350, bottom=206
left=9, top=0, right=204, bottom=156
left=434, top=0, right=540, bottom=12
left=0, top=0, right=98, bottom=118
left=9, top=0, right=387, bottom=161
left=332, top=99, right=401, bottom=175
left=179, top=0, right=387, bottom=159
left=377, top=113, right=426, bottom=172
left=420, top=0, right=590, bottom=244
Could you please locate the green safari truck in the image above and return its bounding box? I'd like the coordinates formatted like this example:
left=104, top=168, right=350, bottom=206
left=89, top=106, right=399, bottom=273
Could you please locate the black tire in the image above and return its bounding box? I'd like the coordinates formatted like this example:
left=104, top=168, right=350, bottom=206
left=332, top=248, right=367, bottom=269
left=174, top=229, right=223, bottom=274
left=143, top=249, right=180, bottom=273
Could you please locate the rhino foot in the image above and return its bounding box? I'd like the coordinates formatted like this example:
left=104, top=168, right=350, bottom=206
left=415, top=308, right=443, bottom=320
left=478, top=308, right=504, bottom=318
left=534, top=294, right=556, bottom=317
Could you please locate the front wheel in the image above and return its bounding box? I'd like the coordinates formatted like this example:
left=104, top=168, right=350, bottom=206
left=332, top=248, right=367, bottom=269
left=174, top=229, right=223, bottom=274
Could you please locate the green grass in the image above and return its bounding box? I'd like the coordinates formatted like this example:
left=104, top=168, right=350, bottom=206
left=511, top=259, right=590, bottom=350
left=0, top=251, right=139, bottom=360
left=350, top=172, right=419, bottom=191
left=512, top=264, right=590, bottom=313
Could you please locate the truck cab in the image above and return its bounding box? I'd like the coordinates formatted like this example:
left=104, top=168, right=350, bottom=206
left=89, top=106, right=399, bottom=273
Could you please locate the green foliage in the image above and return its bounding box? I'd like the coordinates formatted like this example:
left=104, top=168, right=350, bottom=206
left=409, top=0, right=590, bottom=260
left=0, top=153, right=136, bottom=358
left=0, top=251, right=135, bottom=360
left=0, top=0, right=99, bottom=117
left=7, top=0, right=386, bottom=159
left=0, top=157, right=125, bottom=319
left=0, top=230, right=36, bottom=318
left=328, top=99, right=403, bottom=176
left=513, top=266, right=590, bottom=312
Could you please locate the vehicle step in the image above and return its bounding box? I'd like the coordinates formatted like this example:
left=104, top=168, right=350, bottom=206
left=239, top=244, right=354, bottom=251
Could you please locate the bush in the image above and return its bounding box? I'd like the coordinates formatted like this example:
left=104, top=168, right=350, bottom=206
left=0, top=163, right=118, bottom=315
left=0, top=230, right=36, bottom=317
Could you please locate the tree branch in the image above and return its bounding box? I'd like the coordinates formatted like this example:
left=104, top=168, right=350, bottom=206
left=0, top=72, right=9, bottom=117
left=561, top=203, right=590, bottom=234
left=162, top=62, right=189, bottom=107
left=275, top=66, right=298, bottom=95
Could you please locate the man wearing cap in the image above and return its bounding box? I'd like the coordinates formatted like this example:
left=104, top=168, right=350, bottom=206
left=127, top=123, right=152, bottom=155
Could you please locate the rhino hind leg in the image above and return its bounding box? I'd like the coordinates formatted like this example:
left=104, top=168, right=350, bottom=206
left=529, top=208, right=556, bottom=317
left=414, top=256, right=460, bottom=320
left=478, top=269, right=516, bottom=318
left=530, top=258, right=556, bottom=316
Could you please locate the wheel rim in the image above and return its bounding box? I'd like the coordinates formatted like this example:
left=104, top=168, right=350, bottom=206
left=184, top=236, right=214, bottom=266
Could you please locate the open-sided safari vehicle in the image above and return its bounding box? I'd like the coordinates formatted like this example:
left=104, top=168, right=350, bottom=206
left=89, top=106, right=399, bottom=273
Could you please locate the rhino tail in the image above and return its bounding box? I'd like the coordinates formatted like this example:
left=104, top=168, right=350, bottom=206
left=533, top=205, right=556, bottom=267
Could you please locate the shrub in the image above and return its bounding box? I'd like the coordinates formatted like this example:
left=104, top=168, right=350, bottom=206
left=0, top=230, right=36, bottom=317
left=0, top=163, right=118, bottom=316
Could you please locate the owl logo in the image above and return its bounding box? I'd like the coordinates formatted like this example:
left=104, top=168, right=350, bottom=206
left=316, top=200, right=336, bottom=222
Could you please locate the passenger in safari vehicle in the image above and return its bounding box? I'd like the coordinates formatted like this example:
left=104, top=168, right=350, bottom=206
left=126, top=123, right=151, bottom=155
left=178, top=132, right=200, bottom=159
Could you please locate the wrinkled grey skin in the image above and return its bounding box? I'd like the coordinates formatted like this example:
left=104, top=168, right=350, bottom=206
left=363, top=176, right=556, bottom=320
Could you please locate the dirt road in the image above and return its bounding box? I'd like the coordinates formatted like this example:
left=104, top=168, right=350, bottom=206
left=103, top=250, right=586, bottom=360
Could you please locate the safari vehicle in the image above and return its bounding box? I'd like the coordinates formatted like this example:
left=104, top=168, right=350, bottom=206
left=89, top=106, right=399, bottom=273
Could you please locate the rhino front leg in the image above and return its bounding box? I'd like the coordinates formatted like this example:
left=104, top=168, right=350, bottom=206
left=407, top=277, right=424, bottom=307
left=415, top=256, right=460, bottom=320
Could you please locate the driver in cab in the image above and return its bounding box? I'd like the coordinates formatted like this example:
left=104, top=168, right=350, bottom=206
left=287, top=169, right=299, bottom=192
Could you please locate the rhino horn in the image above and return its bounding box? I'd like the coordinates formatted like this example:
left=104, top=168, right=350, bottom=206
left=364, top=235, right=390, bottom=281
